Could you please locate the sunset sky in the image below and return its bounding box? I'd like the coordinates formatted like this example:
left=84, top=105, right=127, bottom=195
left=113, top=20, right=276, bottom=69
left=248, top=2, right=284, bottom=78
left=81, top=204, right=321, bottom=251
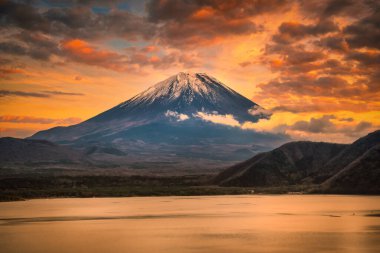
left=0, top=0, right=379, bottom=143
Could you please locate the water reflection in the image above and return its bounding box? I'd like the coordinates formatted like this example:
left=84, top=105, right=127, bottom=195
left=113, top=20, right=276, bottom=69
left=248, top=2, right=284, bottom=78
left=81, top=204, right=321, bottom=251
left=0, top=195, right=379, bottom=253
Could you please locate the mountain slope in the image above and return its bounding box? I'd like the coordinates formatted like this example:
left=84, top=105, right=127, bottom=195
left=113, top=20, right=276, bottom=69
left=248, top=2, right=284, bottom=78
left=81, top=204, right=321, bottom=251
left=0, top=137, right=83, bottom=164
left=215, top=142, right=347, bottom=186
left=215, top=130, right=380, bottom=192
left=308, top=130, right=380, bottom=183
left=321, top=144, right=380, bottom=194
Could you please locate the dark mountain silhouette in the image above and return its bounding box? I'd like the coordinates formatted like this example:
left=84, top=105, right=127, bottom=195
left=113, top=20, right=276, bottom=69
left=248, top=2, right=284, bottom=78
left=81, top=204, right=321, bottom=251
left=321, top=144, right=380, bottom=194
left=215, top=130, right=380, bottom=193
left=308, top=130, right=380, bottom=183
left=215, top=141, right=347, bottom=186
left=0, top=137, right=83, bottom=164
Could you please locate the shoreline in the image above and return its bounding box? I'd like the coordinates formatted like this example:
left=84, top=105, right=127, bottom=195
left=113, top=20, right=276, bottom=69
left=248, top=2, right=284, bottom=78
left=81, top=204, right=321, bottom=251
left=2, top=187, right=380, bottom=203
left=2, top=173, right=379, bottom=202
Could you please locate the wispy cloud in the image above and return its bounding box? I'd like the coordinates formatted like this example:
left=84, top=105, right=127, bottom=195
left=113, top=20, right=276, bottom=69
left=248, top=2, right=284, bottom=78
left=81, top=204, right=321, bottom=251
left=42, top=90, right=84, bottom=96
left=195, top=111, right=241, bottom=127
left=0, top=90, right=49, bottom=98
left=0, top=115, right=82, bottom=125
left=0, top=90, right=84, bottom=98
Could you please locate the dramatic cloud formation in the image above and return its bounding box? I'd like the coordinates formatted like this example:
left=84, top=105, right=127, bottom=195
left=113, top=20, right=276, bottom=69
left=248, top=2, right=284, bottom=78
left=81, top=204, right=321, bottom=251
left=272, top=20, right=339, bottom=44
left=0, top=0, right=378, bottom=141
left=146, top=0, right=290, bottom=47
left=0, top=0, right=155, bottom=40
left=256, top=0, right=380, bottom=126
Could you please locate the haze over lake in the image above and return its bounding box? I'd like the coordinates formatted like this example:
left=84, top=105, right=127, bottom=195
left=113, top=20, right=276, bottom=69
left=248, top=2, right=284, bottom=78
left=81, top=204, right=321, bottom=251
left=1, top=195, right=379, bottom=253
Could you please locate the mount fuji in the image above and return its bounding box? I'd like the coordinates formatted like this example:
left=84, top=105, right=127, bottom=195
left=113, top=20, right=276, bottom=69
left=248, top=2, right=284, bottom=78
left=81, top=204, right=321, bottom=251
left=30, top=72, right=288, bottom=171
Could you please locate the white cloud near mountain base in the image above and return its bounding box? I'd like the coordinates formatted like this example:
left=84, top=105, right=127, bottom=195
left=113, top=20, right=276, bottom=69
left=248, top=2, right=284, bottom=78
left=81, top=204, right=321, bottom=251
left=248, top=105, right=272, bottom=119
left=165, top=110, right=189, bottom=121
left=194, top=111, right=242, bottom=127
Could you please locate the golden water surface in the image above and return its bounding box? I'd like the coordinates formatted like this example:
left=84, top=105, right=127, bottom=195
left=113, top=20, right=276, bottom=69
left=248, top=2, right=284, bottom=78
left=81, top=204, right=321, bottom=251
left=0, top=195, right=379, bottom=253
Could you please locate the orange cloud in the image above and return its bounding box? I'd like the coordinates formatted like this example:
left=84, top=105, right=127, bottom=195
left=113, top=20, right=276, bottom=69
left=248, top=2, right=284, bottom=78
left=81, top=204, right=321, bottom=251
left=191, top=7, right=215, bottom=20
left=60, top=39, right=200, bottom=71
left=61, top=39, right=128, bottom=72
left=270, top=59, right=283, bottom=68
left=142, top=45, right=159, bottom=53
left=0, top=67, right=24, bottom=79
left=149, top=55, right=160, bottom=63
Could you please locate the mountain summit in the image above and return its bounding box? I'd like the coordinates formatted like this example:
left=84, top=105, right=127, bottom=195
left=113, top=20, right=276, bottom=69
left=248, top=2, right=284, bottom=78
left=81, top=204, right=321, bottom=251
left=89, top=72, right=269, bottom=124
left=30, top=72, right=285, bottom=170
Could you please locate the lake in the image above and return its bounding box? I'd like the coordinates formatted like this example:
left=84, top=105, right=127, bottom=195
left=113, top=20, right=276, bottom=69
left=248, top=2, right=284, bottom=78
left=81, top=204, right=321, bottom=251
left=0, top=195, right=379, bottom=253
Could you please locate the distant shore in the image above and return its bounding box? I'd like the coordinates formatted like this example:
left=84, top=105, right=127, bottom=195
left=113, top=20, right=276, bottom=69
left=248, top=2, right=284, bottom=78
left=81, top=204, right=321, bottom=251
left=1, top=174, right=378, bottom=202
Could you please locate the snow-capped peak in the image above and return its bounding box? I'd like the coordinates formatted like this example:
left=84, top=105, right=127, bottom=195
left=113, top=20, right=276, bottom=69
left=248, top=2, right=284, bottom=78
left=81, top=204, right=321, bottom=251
left=120, top=72, right=236, bottom=107
left=112, top=72, right=269, bottom=124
